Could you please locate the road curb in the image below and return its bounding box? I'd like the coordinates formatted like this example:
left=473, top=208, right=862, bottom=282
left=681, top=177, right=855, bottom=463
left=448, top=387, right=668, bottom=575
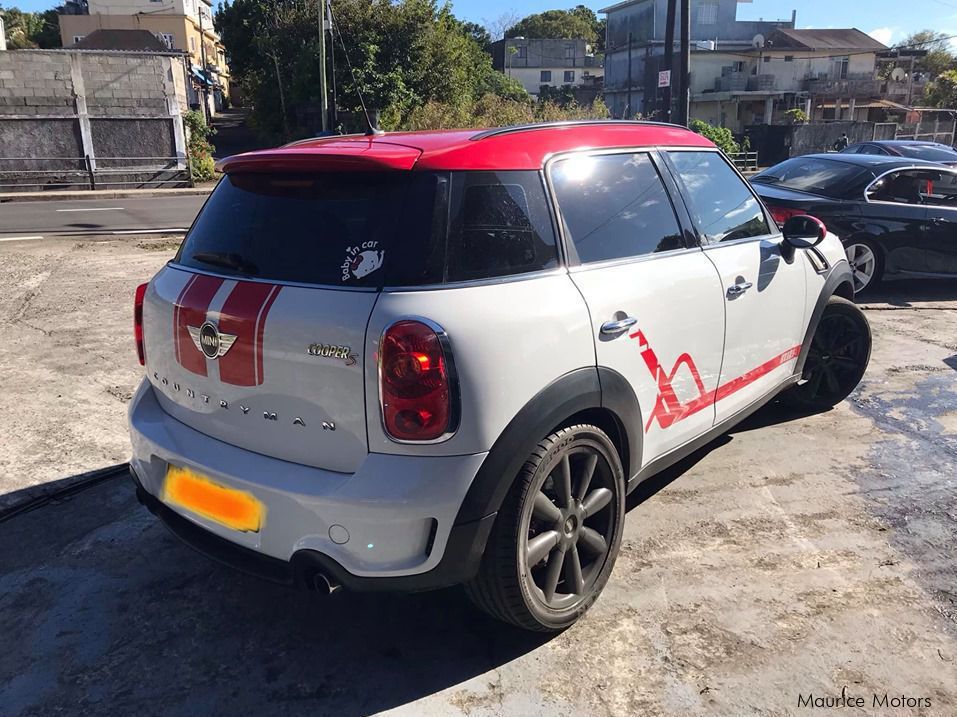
left=0, top=187, right=215, bottom=203
left=0, top=464, right=130, bottom=524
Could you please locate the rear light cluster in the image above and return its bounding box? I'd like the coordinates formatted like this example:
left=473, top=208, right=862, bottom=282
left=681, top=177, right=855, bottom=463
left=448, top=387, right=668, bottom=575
left=134, top=282, right=148, bottom=366
left=379, top=320, right=457, bottom=441
left=767, top=205, right=807, bottom=228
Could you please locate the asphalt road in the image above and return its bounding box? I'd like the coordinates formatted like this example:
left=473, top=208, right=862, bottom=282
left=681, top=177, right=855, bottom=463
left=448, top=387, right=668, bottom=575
left=0, top=195, right=208, bottom=239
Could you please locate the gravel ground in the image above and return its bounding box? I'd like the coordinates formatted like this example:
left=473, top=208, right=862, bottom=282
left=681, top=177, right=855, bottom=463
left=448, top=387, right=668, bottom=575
left=1, top=237, right=956, bottom=716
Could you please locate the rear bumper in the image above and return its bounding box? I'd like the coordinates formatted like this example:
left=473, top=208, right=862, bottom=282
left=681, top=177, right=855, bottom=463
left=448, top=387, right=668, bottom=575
left=128, top=379, right=493, bottom=588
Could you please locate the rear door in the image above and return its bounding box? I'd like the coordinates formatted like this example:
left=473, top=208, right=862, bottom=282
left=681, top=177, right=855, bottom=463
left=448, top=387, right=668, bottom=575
left=663, top=149, right=806, bottom=425
left=549, top=150, right=726, bottom=465
left=142, top=170, right=438, bottom=473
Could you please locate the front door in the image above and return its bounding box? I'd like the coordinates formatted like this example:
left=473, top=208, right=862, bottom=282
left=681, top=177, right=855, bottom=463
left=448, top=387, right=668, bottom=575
left=549, top=150, right=726, bottom=465
left=663, top=149, right=807, bottom=425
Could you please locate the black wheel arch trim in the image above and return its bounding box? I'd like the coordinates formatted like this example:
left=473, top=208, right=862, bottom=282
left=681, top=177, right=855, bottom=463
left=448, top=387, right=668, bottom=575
left=795, top=259, right=855, bottom=378
left=453, top=366, right=642, bottom=527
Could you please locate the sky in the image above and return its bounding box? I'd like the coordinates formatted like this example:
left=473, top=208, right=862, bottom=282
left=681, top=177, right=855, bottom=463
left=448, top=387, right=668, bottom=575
left=6, top=0, right=957, bottom=50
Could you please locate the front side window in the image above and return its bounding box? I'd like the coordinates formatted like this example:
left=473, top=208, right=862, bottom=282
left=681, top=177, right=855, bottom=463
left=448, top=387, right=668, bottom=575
left=551, top=152, right=685, bottom=264
left=866, top=170, right=932, bottom=205
left=667, top=151, right=770, bottom=243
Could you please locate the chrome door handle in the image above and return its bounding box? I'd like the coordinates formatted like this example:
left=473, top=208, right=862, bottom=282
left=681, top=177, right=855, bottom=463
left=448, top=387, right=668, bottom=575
left=726, top=281, right=753, bottom=297
left=600, top=317, right=638, bottom=335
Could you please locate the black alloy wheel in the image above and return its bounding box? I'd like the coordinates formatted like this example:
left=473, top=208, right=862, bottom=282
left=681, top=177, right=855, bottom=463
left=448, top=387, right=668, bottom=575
left=466, top=424, right=625, bottom=632
left=783, top=296, right=872, bottom=411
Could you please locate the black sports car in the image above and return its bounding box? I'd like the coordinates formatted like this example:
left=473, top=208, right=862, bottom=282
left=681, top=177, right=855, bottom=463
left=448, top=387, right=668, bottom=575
left=750, top=153, right=957, bottom=292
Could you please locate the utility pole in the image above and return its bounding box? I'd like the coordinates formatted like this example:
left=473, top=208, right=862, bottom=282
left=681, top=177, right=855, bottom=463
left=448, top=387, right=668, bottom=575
left=626, top=31, right=632, bottom=119
left=662, top=0, right=676, bottom=122
left=198, top=6, right=211, bottom=124
left=318, top=0, right=329, bottom=132
left=677, top=0, right=690, bottom=126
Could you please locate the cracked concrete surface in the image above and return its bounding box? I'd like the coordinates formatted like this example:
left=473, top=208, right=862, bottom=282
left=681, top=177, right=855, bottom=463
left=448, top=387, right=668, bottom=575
left=0, top=237, right=955, bottom=716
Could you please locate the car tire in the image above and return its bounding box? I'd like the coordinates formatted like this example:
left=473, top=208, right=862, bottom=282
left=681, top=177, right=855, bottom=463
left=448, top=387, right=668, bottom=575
left=843, top=238, right=883, bottom=294
left=781, top=296, right=872, bottom=412
left=465, top=424, right=625, bottom=632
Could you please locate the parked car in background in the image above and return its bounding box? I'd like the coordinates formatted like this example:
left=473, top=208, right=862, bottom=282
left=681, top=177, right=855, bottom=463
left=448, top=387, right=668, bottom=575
left=840, top=140, right=957, bottom=167
left=751, top=153, right=957, bottom=292
left=128, top=121, right=868, bottom=632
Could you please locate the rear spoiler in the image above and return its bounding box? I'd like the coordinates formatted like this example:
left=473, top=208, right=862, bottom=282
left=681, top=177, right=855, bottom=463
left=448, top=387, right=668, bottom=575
left=218, top=142, right=422, bottom=174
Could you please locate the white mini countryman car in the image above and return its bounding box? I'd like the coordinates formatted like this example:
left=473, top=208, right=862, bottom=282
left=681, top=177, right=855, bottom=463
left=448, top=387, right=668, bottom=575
left=129, top=122, right=871, bottom=631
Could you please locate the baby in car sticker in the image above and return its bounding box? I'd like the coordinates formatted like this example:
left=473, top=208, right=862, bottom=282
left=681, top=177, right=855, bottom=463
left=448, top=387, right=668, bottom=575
left=341, top=241, right=384, bottom=282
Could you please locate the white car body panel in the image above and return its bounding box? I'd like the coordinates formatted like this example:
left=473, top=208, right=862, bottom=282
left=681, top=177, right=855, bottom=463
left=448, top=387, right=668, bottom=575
left=703, top=234, right=807, bottom=423
left=364, top=273, right=594, bottom=456
left=569, top=251, right=725, bottom=465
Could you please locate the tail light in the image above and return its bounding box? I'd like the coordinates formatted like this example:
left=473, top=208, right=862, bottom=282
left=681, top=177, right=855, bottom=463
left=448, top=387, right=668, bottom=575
left=379, top=319, right=457, bottom=442
left=134, top=282, right=148, bottom=365
left=767, top=205, right=806, bottom=228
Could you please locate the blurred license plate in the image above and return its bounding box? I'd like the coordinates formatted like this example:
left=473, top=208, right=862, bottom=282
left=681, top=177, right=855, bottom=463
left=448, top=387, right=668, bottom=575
left=163, top=465, right=264, bottom=533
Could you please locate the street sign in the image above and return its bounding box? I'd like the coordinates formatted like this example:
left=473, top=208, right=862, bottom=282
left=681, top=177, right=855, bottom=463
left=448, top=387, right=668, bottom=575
left=658, top=70, right=671, bottom=88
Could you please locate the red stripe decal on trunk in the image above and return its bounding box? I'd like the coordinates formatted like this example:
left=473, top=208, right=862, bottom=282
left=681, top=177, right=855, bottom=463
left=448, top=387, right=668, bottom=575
left=255, top=285, right=282, bottom=385
left=217, top=281, right=279, bottom=387
left=174, top=275, right=224, bottom=376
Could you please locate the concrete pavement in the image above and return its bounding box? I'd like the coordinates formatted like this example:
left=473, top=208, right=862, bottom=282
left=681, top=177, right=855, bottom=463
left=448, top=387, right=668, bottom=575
left=0, top=195, right=208, bottom=239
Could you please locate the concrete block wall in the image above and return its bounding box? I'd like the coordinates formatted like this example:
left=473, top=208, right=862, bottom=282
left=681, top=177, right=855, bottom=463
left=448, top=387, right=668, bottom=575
left=0, top=50, right=189, bottom=189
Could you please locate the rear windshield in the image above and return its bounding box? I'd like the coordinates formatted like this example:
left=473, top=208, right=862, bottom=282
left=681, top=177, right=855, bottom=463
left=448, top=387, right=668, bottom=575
left=175, top=170, right=558, bottom=288
left=895, top=144, right=957, bottom=162
left=751, top=158, right=869, bottom=197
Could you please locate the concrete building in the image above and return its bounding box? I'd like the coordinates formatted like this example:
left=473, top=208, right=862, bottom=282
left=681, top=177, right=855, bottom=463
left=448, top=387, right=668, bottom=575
left=491, top=38, right=603, bottom=99
left=58, top=0, right=229, bottom=114
left=690, top=28, right=888, bottom=132
left=600, top=0, right=793, bottom=118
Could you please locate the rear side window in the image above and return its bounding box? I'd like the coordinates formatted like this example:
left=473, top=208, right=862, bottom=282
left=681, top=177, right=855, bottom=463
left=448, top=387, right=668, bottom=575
left=667, top=151, right=770, bottom=243
left=176, top=170, right=557, bottom=288
left=551, top=152, right=684, bottom=264
left=444, top=171, right=558, bottom=282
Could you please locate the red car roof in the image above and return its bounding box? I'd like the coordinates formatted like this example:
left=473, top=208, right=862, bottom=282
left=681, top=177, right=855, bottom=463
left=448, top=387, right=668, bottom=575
left=219, top=122, right=715, bottom=173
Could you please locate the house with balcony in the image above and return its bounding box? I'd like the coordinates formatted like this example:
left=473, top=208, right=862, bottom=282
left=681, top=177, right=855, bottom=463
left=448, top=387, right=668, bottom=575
left=491, top=38, right=603, bottom=100
left=688, top=28, right=889, bottom=132
left=58, top=0, right=229, bottom=115
left=600, top=0, right=794, bottom=119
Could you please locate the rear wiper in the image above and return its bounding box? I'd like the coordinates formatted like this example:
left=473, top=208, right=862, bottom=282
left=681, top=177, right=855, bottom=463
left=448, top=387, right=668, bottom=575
left=191, top=251, right=259, bottom=275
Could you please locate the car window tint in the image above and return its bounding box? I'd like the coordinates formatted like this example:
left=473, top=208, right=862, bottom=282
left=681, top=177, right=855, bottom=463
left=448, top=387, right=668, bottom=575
left=445, top=171, right=558, bottom=282
left=667, top=151, right=770, bottom=243
left=550, top=152, right=684, bottom=263
left=750, top=157, right=869, bottom=198
left=896, top=144, right=957, bottom=162
left=868, top=170, right=935, bottom=205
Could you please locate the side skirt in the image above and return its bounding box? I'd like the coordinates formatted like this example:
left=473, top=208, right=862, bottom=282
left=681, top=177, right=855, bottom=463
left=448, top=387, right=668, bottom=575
left=626, top=372, right=801, bottom=493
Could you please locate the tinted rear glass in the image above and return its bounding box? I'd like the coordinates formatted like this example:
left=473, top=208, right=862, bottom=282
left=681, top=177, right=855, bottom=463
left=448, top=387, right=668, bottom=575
left=176, top=170, right=557, bottom=287
left=751, top=158, right=868, bottom=197
left=895, top=144, right=957, bottom=162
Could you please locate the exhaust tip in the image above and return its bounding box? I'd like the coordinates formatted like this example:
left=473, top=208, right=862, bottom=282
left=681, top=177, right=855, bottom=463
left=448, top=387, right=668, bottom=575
left=312, top=572, right=342, bottom=596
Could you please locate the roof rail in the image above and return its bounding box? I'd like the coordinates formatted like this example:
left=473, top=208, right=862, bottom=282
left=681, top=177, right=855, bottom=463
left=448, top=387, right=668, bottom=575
left=469, top=120, right=688, bottom=141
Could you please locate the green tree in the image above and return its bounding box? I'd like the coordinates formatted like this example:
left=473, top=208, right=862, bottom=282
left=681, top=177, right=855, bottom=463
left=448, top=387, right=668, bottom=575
left=0, top=6, right=62, bottom=48
left=216, top=0, right=532, bottom=140
left=505, top=5, right=604, bottom=50
left=689, top=119, right=739, bottom=155
left=896, top=30, right=956, bottom=77
left=925, top=68, right=957, bottom=108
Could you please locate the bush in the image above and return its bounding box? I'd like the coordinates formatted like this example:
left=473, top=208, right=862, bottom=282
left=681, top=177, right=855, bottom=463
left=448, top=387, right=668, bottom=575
left=785, top=107, right=809, bottom=124
left=405, top=93, right=610, bottom=130
left=689, top=118, right=739, bottom=155
left=183, top=110, right=217, bottom=182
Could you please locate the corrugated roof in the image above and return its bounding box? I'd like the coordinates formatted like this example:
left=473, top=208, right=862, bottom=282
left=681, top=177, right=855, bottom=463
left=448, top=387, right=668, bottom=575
left=71, top=29, right=169, bottom=52
left=768, top=28, right=887, bottom=51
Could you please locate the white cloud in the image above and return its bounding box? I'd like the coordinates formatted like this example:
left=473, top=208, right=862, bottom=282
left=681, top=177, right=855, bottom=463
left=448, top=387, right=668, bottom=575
left=869, top=27, right=896, bottom=46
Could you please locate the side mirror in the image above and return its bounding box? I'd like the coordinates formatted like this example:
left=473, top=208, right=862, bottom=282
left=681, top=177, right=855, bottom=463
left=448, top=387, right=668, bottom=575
left=782, top=214, right=826, bottom=248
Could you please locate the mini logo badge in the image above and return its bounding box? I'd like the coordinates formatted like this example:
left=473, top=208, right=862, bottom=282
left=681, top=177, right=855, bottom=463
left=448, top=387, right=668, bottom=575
left=188, top=321, right=238, bottom=359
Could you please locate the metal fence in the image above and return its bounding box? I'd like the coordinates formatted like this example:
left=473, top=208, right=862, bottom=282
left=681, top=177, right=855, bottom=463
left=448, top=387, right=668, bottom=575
left=728, top=151, right=759, bottom=173
left=0, top=156, right=193, bottom=192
